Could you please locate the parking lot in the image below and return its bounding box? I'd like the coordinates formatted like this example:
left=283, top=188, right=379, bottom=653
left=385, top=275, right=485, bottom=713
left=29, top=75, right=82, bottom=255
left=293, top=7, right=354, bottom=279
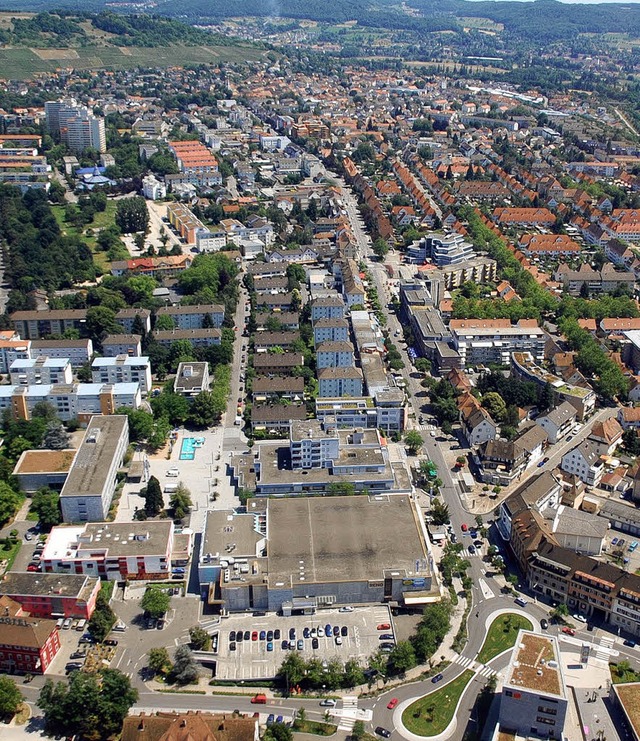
left=212, top=605, right=395, bottom=679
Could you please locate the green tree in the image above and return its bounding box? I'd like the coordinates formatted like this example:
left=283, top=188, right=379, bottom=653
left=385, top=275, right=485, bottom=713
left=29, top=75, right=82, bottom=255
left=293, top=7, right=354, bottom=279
left=171, top=645, right=198, bottom=685
left=372, top=237, right=389, bottom=260
left=116, top=408, right=154, bottom=442
left=404, top=430, right=423, bottom=455
left=141, top=587, right=170, bottom=619
left=154, top=314, right=176, bottom=331
left=327, top=482, right=356, bottom=496
left=42, top=422, right=70, bottom=450
left=88, top=588, right=116, bottom=642
left=148, top=647, right=172, bottom=677
left=481, top=392, right=507, bottom=423
left=169, top=483, right=192, bottom=521
left=388, top=640, right=416, bottom=674
left=344, top=658, right=365, bottom=688
left=430, top=499, right=450, bottom=526
left=143, top=475, right=164, bottom=516
left=352, top=721, right=366, bottom=741
left=188, top=391, right=220, bottom=428
left=0, top=676, right=22, bottom=716
left=264, top=723, right=293, bottom=741
left=277, top=652, right=306, bottom=692
left=30, top=488, right=61, bottom=530
left=189, top=626, right=211, bottom=651
left=86, top=306, right=119, bottom=344
left=0, top=482, right=20, bottom=526
left=115, top=196, right=149, bottom=234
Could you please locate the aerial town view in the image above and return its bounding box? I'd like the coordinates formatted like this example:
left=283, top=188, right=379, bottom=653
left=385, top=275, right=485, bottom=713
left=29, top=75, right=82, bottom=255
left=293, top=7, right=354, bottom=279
left=1, top=1, right=640, bottom=740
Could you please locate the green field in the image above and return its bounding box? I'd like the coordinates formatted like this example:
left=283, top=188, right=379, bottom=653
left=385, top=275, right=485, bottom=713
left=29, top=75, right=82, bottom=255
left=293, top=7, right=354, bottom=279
left=402, top=670, right=475, bottom=737
left=476, top=613, right=533, bottom=665
left=0, top=43, right=266, bottom=79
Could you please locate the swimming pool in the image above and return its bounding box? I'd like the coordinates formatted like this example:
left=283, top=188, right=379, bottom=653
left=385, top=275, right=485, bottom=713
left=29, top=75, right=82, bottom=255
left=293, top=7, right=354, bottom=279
left=179, top=437, right=197, bottom=461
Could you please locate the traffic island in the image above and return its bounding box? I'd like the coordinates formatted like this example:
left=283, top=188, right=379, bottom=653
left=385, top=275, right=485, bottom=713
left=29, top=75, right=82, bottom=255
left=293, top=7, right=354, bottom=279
left=476, top=613, right=533, bottom=664
left=401, top=670, right=474, bottom=737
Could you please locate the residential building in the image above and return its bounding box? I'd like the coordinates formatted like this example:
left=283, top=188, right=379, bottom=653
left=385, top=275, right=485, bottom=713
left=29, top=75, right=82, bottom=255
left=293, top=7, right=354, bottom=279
left=477, top=438, right=529, bottom=486
left=41, top=520, right=178, bottom=581
left=317, top=367, right=363, bottom=398
left=315, top=393, right=406, bottom=433
left=253, top=352, right=303, bottom=376
left=252, top=376, right=305, bottom=402
left=110, top=255, right=193, bottom=280
left=156, top=304, right=225, bottom=330
left=0, top=572, right=100, bottom=620
left=0, top=595, right=61, bottom=674
left=427, top=257, right=498, bottom=291
left=121, top=712, right=259, bottom=741
left=550, top=505, right=608, bottom=556
left=451, top=319, right=547, bottom=367
left=459, top=394, right=497, bottom=447
left=29, top=339, right=93, bottom=368
left=9, top=357, right=73, bottom=386
left=152, top=329, right=222, bottom=348
left=0, top=383, right=141, bottom=423
left=560, top=441, right=604, bottom=487
left=116, top=308, right=151, bottom=334
left=91, top=356, right=152, bottom=395
left=424, top=232, right=475, bottom=266
left=59, top=415, right=129, bottom=523
left=498, top=631, right=567, bottom=740
left=174, top=362, right=210, bottom=396
left=588, top=417, right=624, bottom=456
left=102, top=335, right=142, bottom=358
left=290, top=421, right=340, bottom=469
left=0, top=335, right=31, bottom=374
left=10, top=309, right=87, bottom=339
left=250, top=403, right=306, bottom=432
left=313, top=318, right=350, bottom=345
left=141, top=174, right=166, bottom=200
left=310, top=296, right=345, bottom=322
left=45, top=100, right=106, bottom=153
left=316, top=341, right=355, bottom=369
left=535, top=402, right=577, bottom=444
left=254, top=332, right=299, bottom=352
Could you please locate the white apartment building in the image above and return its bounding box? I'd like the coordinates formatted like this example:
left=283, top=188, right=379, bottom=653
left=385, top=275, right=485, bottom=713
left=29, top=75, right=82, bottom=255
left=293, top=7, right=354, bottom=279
left=9, top=357, right=73, bottom=386
left=560, top=441, right=605, bottom=487
left=91, top=356, right=152, bottom=395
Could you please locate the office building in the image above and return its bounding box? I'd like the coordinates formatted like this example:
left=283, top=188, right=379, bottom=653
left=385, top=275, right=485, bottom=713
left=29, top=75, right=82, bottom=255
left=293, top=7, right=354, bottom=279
left=0, top=573, right=100, bottom=620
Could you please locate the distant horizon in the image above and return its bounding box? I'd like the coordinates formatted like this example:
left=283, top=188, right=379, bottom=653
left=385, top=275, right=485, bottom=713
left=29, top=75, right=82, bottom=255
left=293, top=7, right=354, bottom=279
left=465, top=0, right=640, bottom=3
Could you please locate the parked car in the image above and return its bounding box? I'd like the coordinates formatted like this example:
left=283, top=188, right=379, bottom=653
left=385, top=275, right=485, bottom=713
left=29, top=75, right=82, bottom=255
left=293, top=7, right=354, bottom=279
left=289, top=627, right=296, bottom=640
left=230, top=642, right=237, bottom=651
left=65, top=662, right=83, bottom=675
left=341, top=626, right=348, bottom=636
left=281, top=640, right=289, bottom=650
left=461, top=523, right=468, bottom=532
left=259, top=630, right=266, bottom=641
left=540, top=619, right=549, bottom=630
left=325, top=624, right=332, bottom=636
left=335, top=636, right=342, bottom=645
left=267, top=642, right=273, bottom=652
left=573, top=614, right=587, bottom=623
left=387, top=698, right=399, bottom=710
left=312, top=638, right=319, bottom=649
left=266, top=715, right=275, bottom=726
left=317, top=627, right=325, bottom=637
left=252, top=631, right=258, bottom=641
left=338, top=606, right=354, bottom=613
left=243, top=631, right=250, bottom=641
left=624, top=639, right=636, bottom=648
left=274, top=629, right=281, bottom=640
left=267, top=631, right=273, bottom=642
left=377, top=623, right=391, bottom=630
left=562, top=627, right=576, bottom=636
left=379, top=633, right=394, bottom=641
left=297, top=639, right=304, bottom=651
left=303, top=628, right=310, bottom=639
left=229, top=631, right=236, bottom=642
left=332, top=626, right=340, bottom=637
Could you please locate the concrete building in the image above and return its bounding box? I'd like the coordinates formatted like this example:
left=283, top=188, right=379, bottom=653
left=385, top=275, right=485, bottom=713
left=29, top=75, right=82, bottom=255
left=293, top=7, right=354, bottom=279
left=41, top=521, right=177, bottom=581
left=156, top=304, right=224, bottom=330
left=315, top=392, right=406, bottom=433
left=116, top=308, right=151, bottom=334
left=310, top=296, right=345, bottom=322
left=174, top=362, right=210, bottom=396
left=152, top=328, right=222, bottom=348
left=13, top=449, right=76, bottom=493
left=0, top=572, right=100, bottom=620
left=91, top=356, right=152, bottom=395
left=198, top=495, right=432, bottom=612
left=10, top=309, right=87, bottom=339
left=313, top=318, right=349, bottom=345
left=29, top=338, right=93, bottom=368
left=45, top=100, right=106, bottom=153
left=102, top=334, right=142, bottom=358
left=451, top=319, right=547, bottom=368
left=498, top=631, right=567, bottom=740
left=59, top=416, right=129, bottom=523
left=317, top=366, right=364, bottom=398
left=9, top=356, right=73, bottom=386
left=316, top=341, right=355, bottom=369
left=535, top=401, right=577, bottom=444
left=0, top=595, right=61, bottom=674
left=560, top=441, right=604, bottom=487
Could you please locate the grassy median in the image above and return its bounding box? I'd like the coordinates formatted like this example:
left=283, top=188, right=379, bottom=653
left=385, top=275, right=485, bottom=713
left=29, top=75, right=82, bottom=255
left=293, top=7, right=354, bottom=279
left=402, top=670, right=474, bottom=736
left=476, top=613, right=533, bottom=664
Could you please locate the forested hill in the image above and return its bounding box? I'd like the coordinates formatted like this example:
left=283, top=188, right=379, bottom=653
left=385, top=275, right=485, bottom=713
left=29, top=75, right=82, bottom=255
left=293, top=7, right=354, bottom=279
left=0, top=0, right=639, bottom=42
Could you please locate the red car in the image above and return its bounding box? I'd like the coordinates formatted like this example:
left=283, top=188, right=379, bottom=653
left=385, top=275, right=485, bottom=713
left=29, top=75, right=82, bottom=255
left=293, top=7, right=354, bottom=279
left=377, top=623, right=391, bottom=630
left=461, top=523, right=468, bottom=532
left=562, top=627, right=576, bottom=636
left=387, top=698, right=399, bottom=710
left=27, top=563, right=39, bottom=572
left=251, top=631, right=258, bottom=641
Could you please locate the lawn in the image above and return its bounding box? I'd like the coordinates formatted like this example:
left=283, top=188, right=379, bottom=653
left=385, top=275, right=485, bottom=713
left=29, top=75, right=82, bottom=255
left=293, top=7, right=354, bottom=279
left=51, top=202, right=116, bottom=273
left=476, top=613, right=533, bottom=665
left=402, top=670, right=474, bottom=736
left=292, top=720, right=337, bottom=736
left=0, top=539, right=21, bottom=573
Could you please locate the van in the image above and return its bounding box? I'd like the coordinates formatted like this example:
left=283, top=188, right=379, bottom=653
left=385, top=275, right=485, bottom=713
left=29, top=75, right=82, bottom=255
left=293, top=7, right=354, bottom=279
left=75, top=619, right=87, bottom=631
left=514, top=597, right=528, bottom=608
left=250, top=694, right=267, bottom=705
left=164, top=484, right=178, bottom=494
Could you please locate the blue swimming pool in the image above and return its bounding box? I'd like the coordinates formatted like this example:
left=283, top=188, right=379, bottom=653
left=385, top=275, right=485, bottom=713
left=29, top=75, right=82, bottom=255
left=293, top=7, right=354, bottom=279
left=179, top=437, right=197, bottom=460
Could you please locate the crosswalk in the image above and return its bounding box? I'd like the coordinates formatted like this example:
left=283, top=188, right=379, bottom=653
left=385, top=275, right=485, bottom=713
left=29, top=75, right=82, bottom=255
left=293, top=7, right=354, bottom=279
left=337, top=696, right=358, bottom=732
left=417, top=424, right=437, bottom=432
left=594, top=635, right=615, bottom=662
left=453, top=654, right=498, bottom=678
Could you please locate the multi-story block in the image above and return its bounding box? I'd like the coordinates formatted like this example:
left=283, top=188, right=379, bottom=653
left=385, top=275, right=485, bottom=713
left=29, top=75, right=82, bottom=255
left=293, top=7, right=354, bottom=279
left=318, top=367, right=363, bottom=398
left=0, top=596, right=61, bottom=674
left=156, top=304, right=225, bottom=330
left=310, top=296, right=345, bottom=322
left=498, top=631, right=568, bottom=740
left=174, top=362, right=210, bottom=396
left=152, top=328, right=222, bottom=348
left=451, top=319, right=547, bottom=367
left=102, top=334, right=142, bottom=358
left=9, top=356, right=73, bottom=386
left=252, top=376, right=305, bottom=403
left=30, top=338, right=93, bottom=368
left=10, top=309, right=87, bottom=340
left=535, top=401, right=577, bottom=444
left=116, top=308, right=151, bottom=334
left=41, top=521, right=178, bottom=581
left=253, top=352, right=303, bottom=376
left=59, top=415, right=129, bottom=523
left=91, top=356, right=152, bottom=395
left=0, top=573, right=100, bottom=620
left=313, top=318, right=350, bottom=345
left=0, top=334, right=30, bottom=374
left=316, top=341, right=355, bottom=369
left=560, top=441, right=604, bottom=487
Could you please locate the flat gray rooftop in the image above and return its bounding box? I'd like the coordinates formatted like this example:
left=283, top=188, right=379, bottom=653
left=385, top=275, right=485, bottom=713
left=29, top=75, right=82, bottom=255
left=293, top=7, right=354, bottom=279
left=263, top=495, right=428, bottom=587
left=60, top=416, right=127, bottom=498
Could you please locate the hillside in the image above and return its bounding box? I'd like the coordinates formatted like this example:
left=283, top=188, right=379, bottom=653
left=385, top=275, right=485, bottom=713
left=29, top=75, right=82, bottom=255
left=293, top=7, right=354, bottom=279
left=0, top=11, right=267, bottom=78
left=1, top=0, right=637, bottom=42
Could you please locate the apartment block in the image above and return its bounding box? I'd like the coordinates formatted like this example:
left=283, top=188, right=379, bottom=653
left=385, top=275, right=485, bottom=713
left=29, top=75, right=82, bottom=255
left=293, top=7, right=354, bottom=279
left=317, top=366, right=363, bottom=398
left=10, top=310, right=87, bottom=340
left=0, top=572, right=100, bottom=620
left=315, top=341, right=355, bottom=369
left=152, top=328, right=222, bottom=348
left=30, top=338, right=93, bottom=368
left=91, top=356, right=152, bottom=395
left=102, top=335, right=142, bottom=358
left=156, top=304, right=225, bottom=330
left=59, top=416, right=129, bottom=523
left=9, top=357, right=73, bottom=386
left=451, top=319, right=547, bottom=368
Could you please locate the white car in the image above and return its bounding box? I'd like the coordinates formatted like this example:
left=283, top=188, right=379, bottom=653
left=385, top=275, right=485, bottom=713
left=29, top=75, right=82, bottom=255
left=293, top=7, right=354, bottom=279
left=166, top=468, right=179, bottom=477
left=338, top=606, right=354, bottom=613
left=573, top=614, right=587, bottom=623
